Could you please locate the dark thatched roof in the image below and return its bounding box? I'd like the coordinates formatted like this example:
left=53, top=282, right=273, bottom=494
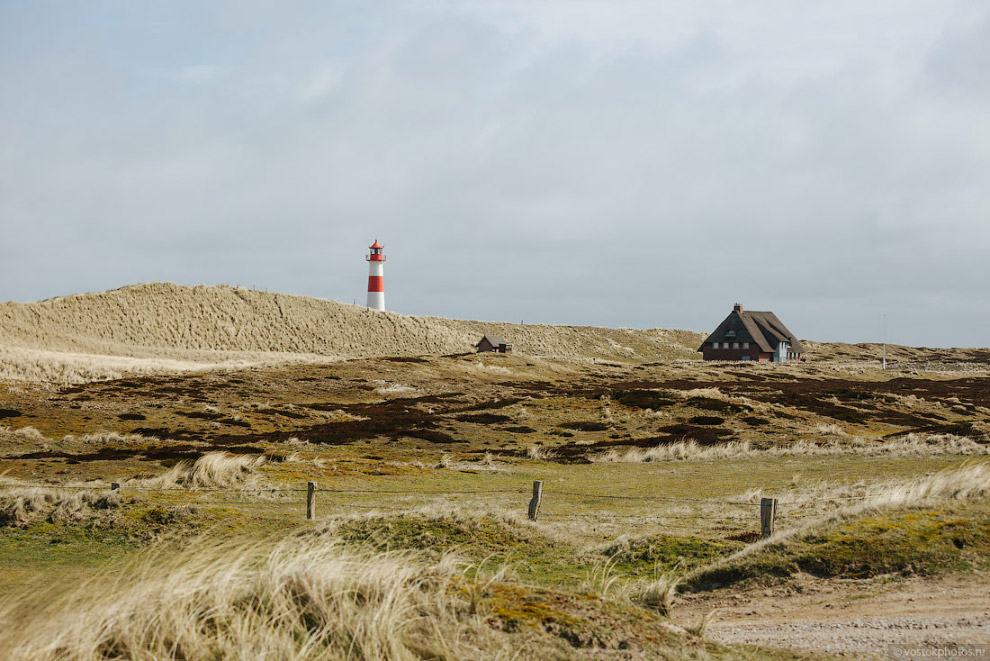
left=698, top=309, right=804, bottom=353
left=477, top=335, right=509, bottom=348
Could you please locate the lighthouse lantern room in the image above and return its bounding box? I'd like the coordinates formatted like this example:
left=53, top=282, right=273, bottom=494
left=366, top=239, right=386, bottom=311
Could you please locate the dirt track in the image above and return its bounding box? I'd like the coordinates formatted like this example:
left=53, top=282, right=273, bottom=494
left=674, top=572, right=990, bottom=657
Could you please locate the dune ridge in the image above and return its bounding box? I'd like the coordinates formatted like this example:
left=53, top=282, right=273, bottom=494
left=0, top=283, right=704, bottom=383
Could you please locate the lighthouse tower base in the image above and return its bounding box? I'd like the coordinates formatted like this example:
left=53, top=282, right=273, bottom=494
left=367, top=291, right=385, bottom=311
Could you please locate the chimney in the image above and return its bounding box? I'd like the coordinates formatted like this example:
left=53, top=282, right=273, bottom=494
left=733, top=303, right=743, bottom=313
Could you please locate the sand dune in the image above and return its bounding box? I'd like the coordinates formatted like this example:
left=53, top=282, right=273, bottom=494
left=0, top=283, right=705, bottom=383
left=4, top=283, right=982, bottom=385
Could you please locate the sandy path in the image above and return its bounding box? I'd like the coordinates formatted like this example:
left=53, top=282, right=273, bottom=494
left=673, top=572, right=990, bottom=657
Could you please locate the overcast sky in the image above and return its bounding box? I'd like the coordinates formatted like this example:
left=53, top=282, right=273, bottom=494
left=2, top=1, right=988, bottom=347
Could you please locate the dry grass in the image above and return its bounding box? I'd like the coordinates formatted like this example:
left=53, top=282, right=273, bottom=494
left=814, top=422, right=847, bottom=437
left=592, top=441, right=757, bottom=463
left=694, top=463, right=990, bottom=576
left=0, top=485, right=122, bottom=527
left=402, top=452, right=509, bottom=472
left=1, top=427, right=193, bottom=448
left=773, top=461, right=990, bottom=512
left=627, top=573, right=681, bottom=617
left=0, top=425, right=46, bottom=442
left=527, top=444, right=558, bottom=461
left=682, top=462, right=990, bottom=591
left=64, top=431, right=163, bottom=445
left=375, top=382, right=420, bottom=395
left=580, top=555, right=624, bottom=597
left=591, top=434, right=990, bottom=463
left=672, top=387, right=725, bottom=400
left=135, top=452, right=268, bottom=489
left=580, top=554, right=682, bottom=616
left=0, top=345, right=243, bottom=385
left=0, top=535, right=520, bottom=660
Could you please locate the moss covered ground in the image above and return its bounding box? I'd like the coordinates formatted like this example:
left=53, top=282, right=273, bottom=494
left=1, top=353, right=988, bottom=657
left=686, top=500, right=990, bottom=592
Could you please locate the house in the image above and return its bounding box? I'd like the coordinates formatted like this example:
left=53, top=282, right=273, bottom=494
left=476, top=335, right=512, bottom=354
left=698, top=304, right=804, bottom=362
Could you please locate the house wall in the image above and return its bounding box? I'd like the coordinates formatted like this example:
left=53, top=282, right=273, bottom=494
left=701, top=344, right=771, bottom=362
left=477, top=339, right=495, bottom=353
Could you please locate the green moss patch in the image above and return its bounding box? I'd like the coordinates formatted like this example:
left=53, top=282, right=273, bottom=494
left=595, top=534, right=743, bottom=577
left=685, top=501, right=990, bottom=591
left=486, top=583, right=660, bottom=652
left=334, top=512, right=553, bottom=559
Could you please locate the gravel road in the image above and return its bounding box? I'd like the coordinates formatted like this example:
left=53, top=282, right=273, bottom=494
left=675, top=573, right=990, bottom=658
left=710, top=613, right=990, bottom=657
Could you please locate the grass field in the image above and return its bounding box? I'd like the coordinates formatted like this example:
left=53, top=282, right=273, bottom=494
left=1, top=286, right=988, bottom=657
left=2, top=355, right=988, bottom=657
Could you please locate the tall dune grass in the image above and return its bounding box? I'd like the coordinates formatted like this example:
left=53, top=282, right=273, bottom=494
left=0, top=536, right=517, bottom=660
left=747, top=461, right=990, bottom=512
left=64, top=430, right=164, bottom=445
left=527, top=444, right=558, bottom=461
left=0, top=345, right=240, bottom=385
left=688, top=463, right=990, bottom=584
left=0, top=425, right=46, bottom=442
left=590, top=434, right=988, bottom=463
left=0, top=485, right=122, bottom=527
left=136, top=452, right=268, bottom=489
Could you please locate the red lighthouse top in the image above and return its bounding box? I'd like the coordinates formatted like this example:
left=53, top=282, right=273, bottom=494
left=367, top=239, right=386, bottom=262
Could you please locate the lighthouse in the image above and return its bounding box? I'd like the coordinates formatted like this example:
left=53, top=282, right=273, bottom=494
left=366, top=239, right=386, bottom=311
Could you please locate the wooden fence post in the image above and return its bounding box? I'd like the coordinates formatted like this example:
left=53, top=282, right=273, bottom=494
left=760, top=497, right=777, bottom=539
left=110, top=482, right=120, bottom=491
left=307, top=481, right=317, bottom=520
left=528, top=480, right=543, bottom=521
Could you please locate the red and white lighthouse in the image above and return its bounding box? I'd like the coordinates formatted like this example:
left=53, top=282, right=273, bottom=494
left=366, top=239, right=386, bottom=311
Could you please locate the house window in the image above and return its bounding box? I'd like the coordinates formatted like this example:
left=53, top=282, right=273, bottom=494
left=711, top=342, right=718, bottom=351
left=723, top=342, right=730, bottom=349
left=743, top=342, right=749, bottom=349
left=732, top=342, right=739, bottom=349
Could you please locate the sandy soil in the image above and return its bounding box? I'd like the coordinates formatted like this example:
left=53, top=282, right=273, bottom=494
left=0, top=283, right=704, bottom=383
left=674, top=572, right=990, bottom=657
left=3, top=282, right=986, bottom=386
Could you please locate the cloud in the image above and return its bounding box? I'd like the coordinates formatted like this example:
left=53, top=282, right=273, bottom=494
left=0, top=1, right=987, bottom=346
left=924, top=11, right=990, bottom=99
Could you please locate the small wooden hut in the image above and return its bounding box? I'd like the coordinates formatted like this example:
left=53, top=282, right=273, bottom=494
left=476, top=335, right=512, bottom=354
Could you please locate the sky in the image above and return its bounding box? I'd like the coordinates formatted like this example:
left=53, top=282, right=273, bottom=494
left=1, top=1, right=988, bottom=347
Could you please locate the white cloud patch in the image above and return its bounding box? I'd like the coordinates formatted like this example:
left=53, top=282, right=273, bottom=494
left=0, top=1, right=988, bottom=346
